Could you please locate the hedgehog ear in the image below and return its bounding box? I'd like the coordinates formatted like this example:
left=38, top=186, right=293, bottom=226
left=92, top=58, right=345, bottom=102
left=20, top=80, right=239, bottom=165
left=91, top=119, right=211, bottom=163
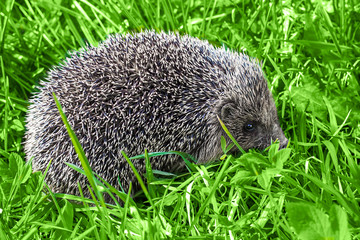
left=220, top=102, right=235, bottom=120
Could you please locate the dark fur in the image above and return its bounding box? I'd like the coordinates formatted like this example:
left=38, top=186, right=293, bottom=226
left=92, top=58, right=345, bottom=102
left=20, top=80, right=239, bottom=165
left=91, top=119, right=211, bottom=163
left=24, top=31, right=288, bottom=202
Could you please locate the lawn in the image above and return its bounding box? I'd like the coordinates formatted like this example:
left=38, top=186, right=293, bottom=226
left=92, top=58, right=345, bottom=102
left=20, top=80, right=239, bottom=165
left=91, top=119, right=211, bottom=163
left=0, top=0, right=359, bottom=239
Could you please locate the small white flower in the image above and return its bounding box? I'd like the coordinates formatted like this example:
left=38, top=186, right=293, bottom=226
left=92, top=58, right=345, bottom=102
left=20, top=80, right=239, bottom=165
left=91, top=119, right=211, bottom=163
left=0, top=208, right=2, bottom=214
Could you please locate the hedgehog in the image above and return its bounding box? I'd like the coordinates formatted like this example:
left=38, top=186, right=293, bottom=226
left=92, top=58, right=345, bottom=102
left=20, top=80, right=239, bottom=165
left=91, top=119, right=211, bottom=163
left=24, top=31, right=288, bottom=202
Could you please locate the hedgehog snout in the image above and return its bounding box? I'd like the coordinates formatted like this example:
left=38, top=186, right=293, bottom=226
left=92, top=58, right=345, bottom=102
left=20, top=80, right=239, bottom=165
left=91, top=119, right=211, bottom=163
left=278, top=136, right=288, bottom=149
left=271, top=125, right=288, bottom=149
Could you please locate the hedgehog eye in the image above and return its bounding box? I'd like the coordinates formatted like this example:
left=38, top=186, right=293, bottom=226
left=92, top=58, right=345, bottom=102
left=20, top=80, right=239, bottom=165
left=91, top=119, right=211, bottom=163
left=244, top=123, right=255, bottom=132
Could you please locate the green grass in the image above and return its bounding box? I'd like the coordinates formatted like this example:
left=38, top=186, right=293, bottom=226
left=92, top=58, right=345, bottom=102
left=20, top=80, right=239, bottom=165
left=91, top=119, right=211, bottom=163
left=1, top=0, right=360, bottom=239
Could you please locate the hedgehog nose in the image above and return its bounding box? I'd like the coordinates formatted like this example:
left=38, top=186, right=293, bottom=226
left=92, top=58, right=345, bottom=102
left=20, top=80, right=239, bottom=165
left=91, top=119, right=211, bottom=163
left=279, top=137, right=288, bottom=150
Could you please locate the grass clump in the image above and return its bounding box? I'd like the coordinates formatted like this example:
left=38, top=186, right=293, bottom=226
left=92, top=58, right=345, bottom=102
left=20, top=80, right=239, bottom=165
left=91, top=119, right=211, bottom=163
left=0, top=0, right=359, bottom=239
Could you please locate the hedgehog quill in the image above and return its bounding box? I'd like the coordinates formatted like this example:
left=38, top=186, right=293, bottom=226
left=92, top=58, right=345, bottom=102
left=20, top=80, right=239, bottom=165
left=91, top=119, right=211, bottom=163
left=25, top=31, right=288, bottom=202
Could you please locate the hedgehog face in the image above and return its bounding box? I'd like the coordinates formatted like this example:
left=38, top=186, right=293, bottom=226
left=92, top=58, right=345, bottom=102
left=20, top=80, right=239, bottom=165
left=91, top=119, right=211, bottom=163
left=218, top=91, right=288, bottom=152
